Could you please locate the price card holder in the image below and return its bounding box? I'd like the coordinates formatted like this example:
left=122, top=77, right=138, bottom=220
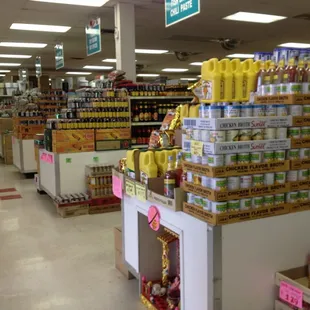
left=136, top=183, right=146, bottom=202
left=279, top=281, right=303, bottom=309
left=191, top=140, right=203, bottom=156
left=125, top=178, right=136, bottom=197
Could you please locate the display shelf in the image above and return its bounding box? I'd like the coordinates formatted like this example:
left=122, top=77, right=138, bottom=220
left=129, top=96, right=192, bottom=100
left=255, top=94, right=310, bottom=104
left=132, top=122, right=162, bottom=126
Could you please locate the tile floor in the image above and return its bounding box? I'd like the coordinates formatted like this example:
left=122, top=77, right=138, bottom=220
left=0, top=163, right=144, bottom=310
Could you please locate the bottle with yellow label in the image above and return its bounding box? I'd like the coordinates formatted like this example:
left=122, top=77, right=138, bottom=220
left=219, top=58, right=233, bottom=102
left=139, top=151, right=158, bottom=185
left=231, top=59, right=243, bottom=102
left=242, top=59, right=258, bottom=101
left=126, top=149, right=139, bottom=179
left=189, top=104, right=200, bottom=118
left=155, top=150, right=173, bottom=176
left=201, top=58, right=221, bottom=103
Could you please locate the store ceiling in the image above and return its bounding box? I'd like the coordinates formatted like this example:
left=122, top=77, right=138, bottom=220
left=1, top=0, right=310, bottom=80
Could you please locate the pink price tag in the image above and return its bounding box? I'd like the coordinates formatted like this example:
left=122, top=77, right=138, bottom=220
left=279, top=281, right=303, bottom=308
left=40, top=153, right=48, bottom=162
left=148, top=206, right=160, bottom=231
left=47, top=154, right=54, bottom=164
left=112, top=176, right=123, bottom=199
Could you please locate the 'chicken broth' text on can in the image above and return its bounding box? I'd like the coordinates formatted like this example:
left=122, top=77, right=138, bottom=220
left=240, top=105, right=253, bottom=117
left=224, top=105, right=241, bottom=118
left=253, top=105, right=265, bottom=117
left=208, top=106, right=222, bottom=118
left=265, top=105, right=277, bottom=116
left=276, top=105, right=288, bottom=116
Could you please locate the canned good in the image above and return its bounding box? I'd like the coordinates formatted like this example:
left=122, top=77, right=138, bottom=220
left=227, top=177, right=240, bottom=190
left=280, top=83, right=289, bottom=95
left=209, top=130, right=226, bottom=142
left=224, top=105, right=241, bottom=118
left=300, top=148, right=310, bottom=159
left=185, top=128, right=193, bottom=140
left=251, top=129, right=264, bottom=140
left=276, top=128, right=287, bottom=139
left=252, top=174, right=264, bottom=186
left=274, top=150, right=286, bottom=161
left=192, top=155, right=202, bottom=164
left=227, top=200, right=240, bottom=211
left=265, top=105, right=277, bottom=116
left=208, top=154, right=224, bottom=167
left=286, top=149, right=300, bottom=160
left=201, top=130, right=210, bottom=142
left=303, top=105, right=310, bottom=116
left=301, top=127, right=310, bottom=138
left=253, top=105, right=265, bottom=117
left=299, top=190, right=309, bottom=201
left=184, top=152, right=192, bottom=162
left=237, top=153, right=250, bottom=164
left=199, top=104, right=208, bottom=118
left=187, top=171, right=193, bottom=183
left=252, top=196, right=264, bottom=209
left=264, top=128, right=276, bottom=140
left=240, top=105, right=253, bottom=117
left=275, top=172, right=286, bottom=184
left=193, top=129, right=201, bottom=141
left=202, top=155, right=208, bottom=165
left=250, top=152, right=262, bottom=163
left=302, top=84, right=310, bottom=95
left=210, top=178, right=227, bottom=191
left=240, top=198, right=252, bottom=210
left=193, top=174, right=202, bottom=185
left=288, top=105, right=303, bottom=116
left=240, top=175, right=252, bottom=189
left=201, top=198, right=211, bottom=211
left=208, top=106, right=222, bottom=118
left=187, top=193, right=195, bottom=204
left=287, top=83, right=302, bottom=95
left=201, top=176, right=210, bottom=188
left=211, top=201, right=227, bottom=214
left=274, top=193, right=285, bottom=205
left=226, top=130, right=239, bottom=142
left=286, top=191, right=299, bottom=203
left=276, top=105, right=288, bottom=116
left=298, top=169, right=309, bottom=181
left=263, top=151, right=274, bottom=163
left=224, top=154, right=237, bottom=166
left=264, top=173, right=275, bottom=185
left=287, top=127, right=301, bottom=138
left=239, top=129, right=252, bottom=141
left=263, top=195, right=274, bottom=206
left=194, top=195, right=203, bottom=207
left=287, top=170, right=298, bottom=182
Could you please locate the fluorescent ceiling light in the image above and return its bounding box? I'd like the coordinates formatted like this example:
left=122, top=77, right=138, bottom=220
left=190, top=62, right=203, bottom=66
left=137, top=74, right=159, bottom=77
left=0, top=42, right=47, bottom=48
left=226, top=53, right=255, bottom=58
left=162, top=68, right=188, bottom=72
left=0, top=75, right=6, bottom=77
left=223, top=11, right=286, bottom=23
left=66, top=72, right=92, bottom=75
left=0, top=70, right=11, bottom=73
left=0, top=54, right=32, bottom=59
left=30, top=0, right=109, bottom=7
left=83, top=65, right=113, bottom=70
left=0, top=63, right=20, bottom=66
left=197, top=75, right=201, bottom=78
left=135, top=49, right=168, bottom=54
left=102, top=58, right=117, bottom=63
left=279, top=42, right=310, bottom=48
left=10, top=23, right=71, bottom=33
left=180, top=78, right=197, bottom=81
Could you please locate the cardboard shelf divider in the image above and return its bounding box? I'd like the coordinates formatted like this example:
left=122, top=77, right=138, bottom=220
left=292, top=116, right=310, bottom=127
left=291, top=138, right=310, bottom=149
left=255, top=94, right=310, bottom=104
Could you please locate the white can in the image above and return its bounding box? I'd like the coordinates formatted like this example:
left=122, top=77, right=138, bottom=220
left=265, top=105, right=277, bottom=116
left=276, top=128, right=287, bottom=139
left=252, top=128, right=264, bottom=140
left=276, top=105, right=288, bottom=116
left=202, top=155, right=208, bottom=165
left=253, top=105, right=265, bottom=117
left=226, top=130, right=239, bottom=142
left=201, top=130, right=210, bottom=142
left=287, top=170, right=298, bottom=182
left=240, top=105, right=253, bottom=117
left=250, top=152, right=262, bottom=163
left=263, top=195, right=274, bottom=207
left=274, top=193, right=285, bottom=205
left=227, top=176, right=240, bottom=190
left=210, top=178, right=227, bottom=191
left=239, top=129, right=252, bottom=141
left=240, top=175, right=252, bottom=189
left=286, top=191, right=299, bottom=203
left=187, top=171, right=193, bottom=183
left=193, top=129, right=201, bottom=141
left=201, top=198, right=210, bottom=211
left=187, top=193, right=195, bottom=204
left=287, top=127, right=301, bottom=138
left=201, top=176, right=210, bottom=188
left=240, top=198, right=252, bottom=210
left=207, top=154, right=224, bottom=167
left=211, top=201, right=227, bottom=214
left=298, top=169, right=309, bottom=181
left=300, top=148, right=310, bottom=159
left=210, top=130, right=226, bottom=142
left=227, top=200, right=240, bottom=212
left=263, top=151, right=274, bottom=163
left=286, top=149, right=300, bottom=160
left=280, top=83, right=289, bottom=95
left=275, top=172, right=286, bottom=184
left=274, top=150, right=286, bottom=161
left=301, top=126, right=310, bottom=138
left=237, top=153, right=250, bottom=164
left=299, top=190, right=309, bottom=201
left=208, top=106, right=222, bottom=118
left=194, top=195, right=203, bottom=207
left=224, top=154, right=237, bottom=166
left=287, top=83, right=302, bottom=95
left=264, top=173, right=275, bottom=186
left=288, top=105, right=303, bottom=116
left=252, top=196, right=264, bottom=209
left=303, top=105, right=310, bottom=116
left=192, top=155, right=202, bottom=164
left=224, top=105, right=241, bottom=118
left=252, top=174, right=264, bottom=187
left=302, top=83, right=310, bottom=95
left=264, top=128, right=276, bottom=140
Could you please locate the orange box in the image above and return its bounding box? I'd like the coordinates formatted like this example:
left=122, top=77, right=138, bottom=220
left=52, top=129, right=95, bottom=143
left=52, top=141, right=95, bottom=153
left=95, top=128, right=131, bottom=141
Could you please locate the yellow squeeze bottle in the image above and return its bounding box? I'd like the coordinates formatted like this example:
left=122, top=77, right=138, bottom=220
left=155, top=150, right=173, bottom=176
left=231, top=59, right=243, bottom=102
left=219, top=58, right=233, bottom=102
left=201, top=58, right=221, bottom=103
left=242, top=59, right=257, bottom=101
left=126, top=149, right=139, bottom=179
left=139, top=151, right=158, bottom=185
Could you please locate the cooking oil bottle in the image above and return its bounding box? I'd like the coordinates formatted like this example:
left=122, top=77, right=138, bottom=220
left=139, top=151, right=158, bottom=185
left=126, top=149, right=139, bottom=179
left=155, top=150, right=173, bottom=176
left=231, top=59, right=243, bottom=102
left=242, top=59, right=257, bottom=101
left=189, top=104, right=200, bottom=117
left=219, top=58, right=233, bottom=102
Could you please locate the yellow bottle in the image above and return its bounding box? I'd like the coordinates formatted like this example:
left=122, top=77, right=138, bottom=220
left=230, top=59, right=243, bottom=102
left=253, top=60, right=261, bottom=74
left=219, top=58, right=233, bottom=102
left=139, top=151, right=158, bottom=185
left=180, top=104, right=189, bottom=122
left=265, top=60, right=272, bottom=71
left=171, top=148, right=182, bottom=162
left=201, top=58, right=221, bottom=103
left=126, top=149, right=139, bottom=179
left=189, top=104, right=200, bottom=117
left=155, top=150, right=173, bottom=177
left=242, top=59, right=257, bottom=101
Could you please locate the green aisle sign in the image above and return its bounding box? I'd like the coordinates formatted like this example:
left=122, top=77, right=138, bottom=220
left=85, top=18, right=101, bottom=56
left=55, top=43, right=64, bottom=70
left=35, top=56, right=42, bottom=77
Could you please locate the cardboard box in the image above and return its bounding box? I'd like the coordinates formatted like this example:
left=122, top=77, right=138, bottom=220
left=95, top=139, right=131, bottom=151
left=4, top=150, right=13, bottom=165
left=89, top=203, right=121, bottom=214
left=183, top=181, right=291, bottom=202
left=291, top=138, right=310, bottom=148
left=183, top=202, right=290, bottom=226
left=95, top=128, right=131, bottom=141
left=289, top=200, right=310, bottom=213
left=56, top=205, right=89, bottom=218
left=0, top=118, right=13, bottom=134
left=2, top=132, right=12, bottom=150
left=52, top=129, right=95, bottom=143
left=275, top=266, right=310, bottom=305
left=255, top=94, right=310, bottom=104
left=52, top=141, right=95, bottom=153
left=183, top=160, right=290, bottom=178
left=292, top=116, right=310, bottom=127
left=291, top=158, right=310, bottom=170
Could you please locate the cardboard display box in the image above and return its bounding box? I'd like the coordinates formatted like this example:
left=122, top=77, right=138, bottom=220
left=291, top=138, right=310, bottom=149
left=255, top=94, right=310, bottom=104
left=89, top=203, right=121, bottom=214
left=52, top=129, right=95, bottom=143
left=0, top=118, right=13, bottom=134
left=291, top=158, right=310, bottom=170
left=4, top=150, right=13, bottom=165
left=95, top=128, right=131, bottom=140
left=52, top=141, right=95, bottom=153
left=55, top=200, right=90, bottom=218
left=292, top=116, right=310, bottom=127
left=95, top=139, right=131, bottom=151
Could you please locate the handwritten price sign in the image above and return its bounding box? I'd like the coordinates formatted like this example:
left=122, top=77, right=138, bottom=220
left=279, top=281, right=303, bottom=308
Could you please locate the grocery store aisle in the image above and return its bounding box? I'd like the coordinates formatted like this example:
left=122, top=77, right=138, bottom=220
left=0, top=163, right=143, bottom=310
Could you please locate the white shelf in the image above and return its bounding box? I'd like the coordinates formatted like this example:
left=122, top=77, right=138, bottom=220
left=131, top=122, right=162, bottom=126
left=129, top=96, right=192, bottom=100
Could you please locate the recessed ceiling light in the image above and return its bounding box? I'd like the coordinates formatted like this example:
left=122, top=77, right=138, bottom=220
left=223, top=11, right=286, bottom=23
left=10, top=23, right=71, bottom=33
left=279, top=42, right=310, bottom=48
left=83, top=65, right=113, bottom=70
left=137, top=74, right=160, bottom=77
left=49, top=78, right=52, bottom=81
left=0, top=54, right=32, bottom=59
left=226, top=53, right=255, bottom=58
left=180, top=78, right=198, bottom=81
left=0, top=63, right=21, bottom=67
left=135, top=49, right=168, bottom=54
left=190, top=62, right=203, bottom=66
left=66, top=72, right=92, bottom=75
left=30, top=0, right=109, bottom=7
left=162, top=68, right=188, bottom=72
left=102, top=58, right=117, bottom=63
left=0, top=70, right=11, bottom=73
left=0, top=42, right=47, bottom=48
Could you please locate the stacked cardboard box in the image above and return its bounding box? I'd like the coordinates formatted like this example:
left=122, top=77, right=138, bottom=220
left=0, top=118, right=13, bottom=134
left=2, top=132, right=12, bottom=164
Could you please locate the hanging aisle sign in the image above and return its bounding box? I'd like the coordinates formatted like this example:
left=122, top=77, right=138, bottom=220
left=85, top=18, right=102, bottom=56
left=165, top=0, right=200, bottom=27
left=35, top=56, right=42, bottom=77
left=55, top=43, right=64, bottom=70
